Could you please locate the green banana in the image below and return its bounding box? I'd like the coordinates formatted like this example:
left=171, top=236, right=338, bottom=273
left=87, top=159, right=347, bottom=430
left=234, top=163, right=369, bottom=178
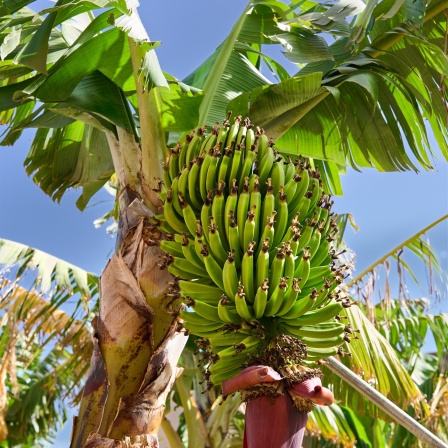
left=276, top=278, right=301, bottom=316
left=282, top=300, right=344, bottom=326
left=216, top=334, right=260, bottom=361
left=208, top=329, right=248, bottom=346
left=295, top=223, right=315, bottom=254
left=206, top=150, right=220, bottom=195
left=283, top=173, right=299, bottom=203
left=209, top=365, right=244, bottom=386
left=179, top=280, right=224, bottom=303
left=179, top=193, right=199, bottom=236
left=201, top=244, right=226, bottom=291
left=237, top=178, right=250, bottom=247
left=241, top=243, right=256, bottom=302
left=222, top=252, right=239, bottom=299
left=218, top=297, right=242, bottom=324
left=185, top=296, right=220, bottom=321
left=199, top=151, right=212, bottom=201
left=160, top=240, right=184, bottom=259
left=218, top=146, right=232, bottom=184
left=211, top=180, right=228, bottom=249
left=264, top=278, right=288, bottom=317
left=256, top=239, right=270, bottom=288
left=181, top=234, right=204, bottom=271
left=301, top=334, right=345, bottom=349
left=278, top=288, right=317, bottom=320
left=308, top=228, right=322, bottom=260
left=311, top=236, right=332, bottom=267
left=180, top=309, right=220, bottom=327
left=307, top=265, right=333, bottom=285
left=294, top=249, right=311, bottom=289
left=245, top=125, right=255, bottom=156
left=216, top=120, right=230, bottom=145
left=261, top=179, right=275, bottom=230
left=164, top=190, right=189, bottom=234
left=234, top=285, right=254, bottom=320
left=243, top=206, right=256, bottom=252
left=272, top=188, right=288, bottom=247
left=185, top=127, right=204, bottom=166
left=208, top=218, right=229, bottom=266
left=158, top=119, right=348, bottom=381
left=224, top=179, right=238, bottom=241
left=270, top=158, right=285, bottom=196
left=279, top=321, right=345, bottom=339
left=258, top=139, right=275, bottom=188
left=169, top=257, right=208, bottom=278
left=182, top=319, right=224, bottom=336
left=228, top=144, right=242, bottom=186
left=228, top=211, right=242, bottom=267
left=305, top=345, right=339, bottom=362
left=257, top=131, right=269, bottom=161
left=284, top=156, right=296, bottom=184
left=200, top=191, right=213, bottom=243
left=254, top=279, right=269, bottom=319
left=249, top=177, right=261, bottom=243
left=239, top=147, right=255, bottom=188
left=188, top=156, right=204, bottom=210
left=226, top=115, right=242, bottom=149
left=269, top=248, right=285, bottom=294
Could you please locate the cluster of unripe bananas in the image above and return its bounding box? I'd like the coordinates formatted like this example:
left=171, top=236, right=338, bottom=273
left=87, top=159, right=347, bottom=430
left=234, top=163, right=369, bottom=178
left=154, top=115, right=355, bottom=388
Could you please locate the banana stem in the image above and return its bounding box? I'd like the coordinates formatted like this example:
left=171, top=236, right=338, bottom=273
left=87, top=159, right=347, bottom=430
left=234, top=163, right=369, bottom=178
left=175, top=375, right=210, bottom=448
left=160, top=416, right=183, bottom=448
left=324, top=357, right=448, bottom=448
left=348, top=214, right=448, bottom=287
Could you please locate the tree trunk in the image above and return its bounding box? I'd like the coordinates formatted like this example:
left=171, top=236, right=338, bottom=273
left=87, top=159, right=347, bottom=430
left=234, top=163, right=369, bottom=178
left=71, top=131, right=187, bottom=447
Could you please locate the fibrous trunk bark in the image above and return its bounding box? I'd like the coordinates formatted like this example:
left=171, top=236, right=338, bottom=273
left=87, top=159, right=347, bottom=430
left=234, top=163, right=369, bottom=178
left=71, top=179, right=187, bottom=447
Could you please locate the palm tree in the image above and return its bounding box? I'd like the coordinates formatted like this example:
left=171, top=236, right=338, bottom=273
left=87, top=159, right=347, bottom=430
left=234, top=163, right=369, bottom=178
left=1, top=0, right=447, bottom=446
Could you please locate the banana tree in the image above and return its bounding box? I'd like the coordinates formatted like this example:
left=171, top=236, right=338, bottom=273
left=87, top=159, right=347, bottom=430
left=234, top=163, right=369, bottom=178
left=1, top=0, right=448, bottom=447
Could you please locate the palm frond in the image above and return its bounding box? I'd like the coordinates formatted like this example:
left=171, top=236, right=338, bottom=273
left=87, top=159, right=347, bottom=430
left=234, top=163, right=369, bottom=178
left=0, top=279, right=93, bottom=445
left=0, top=238, right=98, bottom=299
left=0, top=237, right=99, bottom=444
left=325, top=305, right=427, bottom=420
left=348, top=214, right=448, bottom=304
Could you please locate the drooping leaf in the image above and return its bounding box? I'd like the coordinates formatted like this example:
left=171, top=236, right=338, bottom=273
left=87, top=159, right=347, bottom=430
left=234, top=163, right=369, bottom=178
left=21, top=121, right=115, bottom=208
left=34, top=27, right=134, bottom=101
left=0, top=238, right=98, bottom=297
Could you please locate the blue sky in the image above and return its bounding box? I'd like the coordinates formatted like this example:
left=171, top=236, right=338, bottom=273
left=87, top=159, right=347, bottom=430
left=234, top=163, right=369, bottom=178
left=0, top=1, right=447, bottom=445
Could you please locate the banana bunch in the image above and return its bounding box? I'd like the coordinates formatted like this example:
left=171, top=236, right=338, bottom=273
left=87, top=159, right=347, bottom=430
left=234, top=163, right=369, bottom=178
left=155, top=115, right=354, bottom=386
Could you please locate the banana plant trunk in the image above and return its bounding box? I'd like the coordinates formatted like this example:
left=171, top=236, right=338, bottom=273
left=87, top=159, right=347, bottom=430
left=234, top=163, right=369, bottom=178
left=70, top=125, right=187, bottom=447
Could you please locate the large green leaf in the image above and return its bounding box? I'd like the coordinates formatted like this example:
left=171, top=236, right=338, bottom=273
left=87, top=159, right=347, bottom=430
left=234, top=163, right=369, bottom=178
left=0, top=0, right=36, bottom=16
left=16, top=0, right=62, bottom=73
left=227, top=72, right=328, bottom=137
left=184, top=49, right=270, bottom=127
left=35, top=27, right=134, bottom=101
left=63, top=70, right=135, bottom=131
left=24, top=122, right=115, bottom=207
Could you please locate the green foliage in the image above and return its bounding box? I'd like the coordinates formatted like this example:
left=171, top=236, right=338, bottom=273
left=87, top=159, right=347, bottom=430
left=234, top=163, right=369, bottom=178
left=0, top=239, right=99, bottom=446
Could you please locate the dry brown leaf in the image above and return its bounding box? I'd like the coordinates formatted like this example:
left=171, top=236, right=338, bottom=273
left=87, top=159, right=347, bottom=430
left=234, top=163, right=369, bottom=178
left=96, top=254, right=154, bottom=436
